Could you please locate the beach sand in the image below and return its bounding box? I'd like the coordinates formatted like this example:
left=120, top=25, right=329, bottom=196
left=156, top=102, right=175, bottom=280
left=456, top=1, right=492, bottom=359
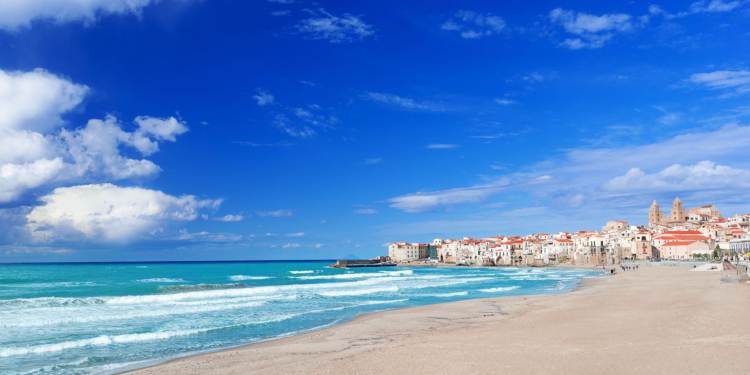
left=125, top=266, right=750, bottom=375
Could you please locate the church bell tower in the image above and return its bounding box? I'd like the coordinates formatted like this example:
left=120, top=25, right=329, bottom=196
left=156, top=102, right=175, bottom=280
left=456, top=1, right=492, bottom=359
left=649, top=200, right=663, bottom=225
left=672, top=197, right=685, bottom=222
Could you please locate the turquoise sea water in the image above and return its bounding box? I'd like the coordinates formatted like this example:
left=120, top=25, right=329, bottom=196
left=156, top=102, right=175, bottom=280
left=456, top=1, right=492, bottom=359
left=0, top=261, right=603, bottom=374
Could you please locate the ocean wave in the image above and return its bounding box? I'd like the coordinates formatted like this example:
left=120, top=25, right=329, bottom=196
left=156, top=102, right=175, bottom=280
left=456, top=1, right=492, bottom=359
left=21, top=359, right=149, bottom=375
left=0, top=297, right=106, bottom=309
left=18, top=357, right=93, bottom=375
left=158, top=283, right=245, bottom=292
left=0, top=301, right=268, bottom=328
left=317, top=286, right=398, bottom=297
left=290, top=269, right=413, bottom=280
left=420, top=291, right=469, bottom=297
left=289, top=270, right=314, bottom=274
left=0, top=282, right=98, bottom=288
left=378, top=270, right=413, bottom=276
left=228, top=275, right=273, bottom=281
left=478, top=286, right=520, bottom=293
left=0, top=328, right=213, bottom=357
left=137, top=278, right=186, bottom=283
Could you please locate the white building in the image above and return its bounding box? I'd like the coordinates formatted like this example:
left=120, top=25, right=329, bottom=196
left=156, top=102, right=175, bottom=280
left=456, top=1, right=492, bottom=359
left=388, top=242, right=428, bottom=262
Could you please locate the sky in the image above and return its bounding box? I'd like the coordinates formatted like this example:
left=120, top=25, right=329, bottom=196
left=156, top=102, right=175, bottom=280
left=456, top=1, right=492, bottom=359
left=1, top=0, right=750, bottom=262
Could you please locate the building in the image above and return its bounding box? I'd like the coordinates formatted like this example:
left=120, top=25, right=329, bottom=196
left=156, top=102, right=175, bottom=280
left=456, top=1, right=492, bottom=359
left=388, top=242, right=428, bottom=262
left=428, top=244, right=439, bottom=260
left=730, top=238, right=750, bottom=254
left=650, top=198, right=721, bottom=226
left=689, top=205, right=722, bottom=218
left=660, top=241, right=709, bottom=259
left=602, top=221, right=629, bottom=232
left=649, top=197, right=686, bottom=225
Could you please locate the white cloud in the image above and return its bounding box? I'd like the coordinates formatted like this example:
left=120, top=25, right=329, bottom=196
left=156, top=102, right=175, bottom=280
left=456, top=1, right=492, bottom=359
left=387, top=176, right=552, bottom=213
left=364, top=158, right=381, bottom=164
left=0, top=68, right=88, bottom=133
left=550, top=8, right=634, bottom=34
left=27, top=184, right=221, bottom=242
left=293, top=108, right=312, bottom=118
left=283, top=243, right=301, bottom=248
left=256, top=209, right=294, bottom=217
left=494, top=98, right=517, bottom=106
left=353, top=209, right=378, bottom=214
left=523, top=72, right=544, bottom=82
left=296, top=8, right=374, bottom=43
left=0, top=114, right=187, bottom=203
left=602, top=161, right=750, bottom=193
left=362, top=92, right=445, bottom=111
left=177, top=229, right=242, bottom=242
left=252, top=90, right=274, bottom=106
left=689, top=70, right=750, bottom=94
left=526, top=122, right=750, bottom=214
left=273, top=114, right=316, bottom=138
left=441, top=10, right=506, bottom=39
left=271, top=10, right=291, bottom=16
left=0, top=69, right=186, bottom=204
left=314, top=243, right=323, bottom=248
left=658, top=112, right=681, bottom=125
left=424, top=144, right=458, bottom=149
left=286, top=232, right=305, bottom=237
left=214, top=214, right=245, bottom=222
left=690, top=0, right=741, bottom=13
left=549, top=8, right=645, bottom=49
left=650, top=1, right=743, bottom=19
left=0, top=0, right=184, bottom=30
left=558, top=34, right=613, bottom=50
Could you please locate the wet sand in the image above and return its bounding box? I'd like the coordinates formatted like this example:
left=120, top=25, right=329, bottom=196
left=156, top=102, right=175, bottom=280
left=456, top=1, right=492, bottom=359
left=125, top=266, right=750, bottom=375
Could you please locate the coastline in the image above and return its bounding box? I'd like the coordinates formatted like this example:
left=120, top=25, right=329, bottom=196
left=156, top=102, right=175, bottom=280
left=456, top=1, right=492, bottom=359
left=121, top=266, right=749, bottom=375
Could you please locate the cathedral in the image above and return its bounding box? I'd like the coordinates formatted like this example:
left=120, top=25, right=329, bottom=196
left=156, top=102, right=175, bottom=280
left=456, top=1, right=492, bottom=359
left=649, top=198, right=721, bottom=225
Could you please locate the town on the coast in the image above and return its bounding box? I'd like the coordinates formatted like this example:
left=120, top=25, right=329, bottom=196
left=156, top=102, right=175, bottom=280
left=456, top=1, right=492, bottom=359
left=387, top=198, right=750, bottom=266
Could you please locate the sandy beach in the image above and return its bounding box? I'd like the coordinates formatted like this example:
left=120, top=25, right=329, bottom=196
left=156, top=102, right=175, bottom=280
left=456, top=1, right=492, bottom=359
left=125, top=266, right=749, bottom=375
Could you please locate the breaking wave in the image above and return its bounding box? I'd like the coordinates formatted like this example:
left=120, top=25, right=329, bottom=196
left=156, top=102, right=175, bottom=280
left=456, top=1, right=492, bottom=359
left=158, top=283, right=245, bottom=293
left=420, top=291, right=469, bottom=297
left=317, top=286, right=399, bottom=297
left=0, top=328, right=212, bottom=357
left=137, top=278, right=185, bottom=283
left=291, top=269, right=413, bottom=280
left=478, top=286, right=520, bottom=293
left=228, top=275, right=273, bottom=281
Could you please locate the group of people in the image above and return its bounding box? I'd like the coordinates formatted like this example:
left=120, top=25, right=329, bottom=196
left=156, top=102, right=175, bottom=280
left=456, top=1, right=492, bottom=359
left=605, top=264, right=639, bottom=275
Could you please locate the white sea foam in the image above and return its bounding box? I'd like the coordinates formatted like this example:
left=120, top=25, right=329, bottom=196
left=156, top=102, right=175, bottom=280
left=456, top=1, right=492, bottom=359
left=0, top=328, right=211, bottom=357
left=421, top=291, right=468, bottom=297
left=318, top=286, right=398, bottom=297
left=378, top=270, right=413, bottom=276
left=0, top=301, right=267, bottom=328
left=289, top=270, right=314, bottom=274
left=478, top=286, right=520, bottom=293
left=2, top=282, right=98, bottom=288
left=229, top=275, right=273, bottom=281
left=291, top=269, right=413, bottom=280
left=137, top=278, right=185, bottom=283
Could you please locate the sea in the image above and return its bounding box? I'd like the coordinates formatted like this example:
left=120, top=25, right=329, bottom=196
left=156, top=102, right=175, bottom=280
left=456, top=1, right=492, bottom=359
left=0, top=261, right=604, bottom=374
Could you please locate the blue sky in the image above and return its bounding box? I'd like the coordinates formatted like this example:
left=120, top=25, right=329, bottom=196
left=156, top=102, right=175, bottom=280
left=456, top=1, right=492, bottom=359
left=1, top=0, right=750, bottom=262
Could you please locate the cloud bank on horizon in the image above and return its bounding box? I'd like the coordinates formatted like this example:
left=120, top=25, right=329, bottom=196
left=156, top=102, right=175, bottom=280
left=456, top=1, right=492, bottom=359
left=0, top=0, right=750, bottom=260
